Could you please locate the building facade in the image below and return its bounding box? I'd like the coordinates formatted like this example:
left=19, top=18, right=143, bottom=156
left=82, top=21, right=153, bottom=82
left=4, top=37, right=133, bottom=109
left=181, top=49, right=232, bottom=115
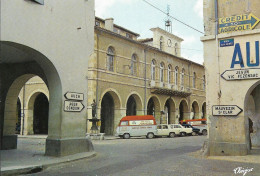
left=202, top=0, right=260, bottom=156
left=15, top=17, right=206, bottom=137
left=87, top=17, right=206, bottom=135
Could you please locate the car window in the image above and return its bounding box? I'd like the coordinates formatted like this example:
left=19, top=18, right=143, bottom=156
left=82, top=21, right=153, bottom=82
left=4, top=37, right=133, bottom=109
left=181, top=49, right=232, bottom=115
left=120, top=121, right=128, bottom=126
left=163, top=125, right=168, bottom=129
left=157, top=125, right=161, bottom=129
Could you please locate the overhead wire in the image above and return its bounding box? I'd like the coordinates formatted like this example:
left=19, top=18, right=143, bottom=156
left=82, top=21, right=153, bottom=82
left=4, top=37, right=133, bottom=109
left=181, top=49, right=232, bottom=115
left=142, top=0, right=204, bottom=34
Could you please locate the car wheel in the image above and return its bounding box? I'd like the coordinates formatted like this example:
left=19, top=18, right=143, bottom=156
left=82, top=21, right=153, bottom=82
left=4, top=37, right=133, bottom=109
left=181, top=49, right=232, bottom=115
left=180, top=132, right=186, bottom=136
left=192, top=132, right=196, bottom=136
left=169, top=132, right=175, bottom=138
left=202, top=129, right=207, bottom=136
left=123, top=133, right=130, bottom=139
left=146, top=133, right=154, bottom=139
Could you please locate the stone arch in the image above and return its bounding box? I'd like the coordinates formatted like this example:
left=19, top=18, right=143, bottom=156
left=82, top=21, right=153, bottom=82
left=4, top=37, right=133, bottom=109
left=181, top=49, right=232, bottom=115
left=244, top=80, right=260, bottom=149
left=99, top=89, right=122, bottom=135
left=163, top=98, right=176, bottom=124
left=178, top=99, right=189, bottom=123
left=25, top=90, right=49, bottom=135
left=202, top=102, right=207, bottom=119
left=125, top=92, right=143, bottom=116
left=1, top=42, right=62, bottom=153
left=191, top=101, right=200, bottom=119
left=147, top=95, right=161, bottom=124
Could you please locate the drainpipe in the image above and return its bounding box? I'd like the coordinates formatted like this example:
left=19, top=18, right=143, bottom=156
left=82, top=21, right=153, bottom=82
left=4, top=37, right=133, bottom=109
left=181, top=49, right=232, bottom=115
left=95, top=34, right=100, bottom=119
left=215, top=0, right=221, bottom=104
left=144, top=48, right=147, bottom=115
left=22, top=85, right=26, bottom=135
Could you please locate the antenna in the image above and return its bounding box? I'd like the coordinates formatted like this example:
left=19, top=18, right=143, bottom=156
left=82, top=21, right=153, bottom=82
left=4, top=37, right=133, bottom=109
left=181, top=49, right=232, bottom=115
left=165, top=5, right=172, bottom=33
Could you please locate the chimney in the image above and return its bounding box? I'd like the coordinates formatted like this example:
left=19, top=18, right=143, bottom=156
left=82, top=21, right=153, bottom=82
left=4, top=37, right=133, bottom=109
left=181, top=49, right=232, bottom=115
left=105, top=18, right=114, bottom=31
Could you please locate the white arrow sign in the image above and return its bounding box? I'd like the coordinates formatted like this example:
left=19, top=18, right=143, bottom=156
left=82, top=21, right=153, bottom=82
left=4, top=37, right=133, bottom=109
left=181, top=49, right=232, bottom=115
left=212, top=105, right=243, bottom=116
left=64, top=100, right=85, bottom=112
left=64, top=92, right=84, bottom=101
left=221, top=68, right=260, bottom=81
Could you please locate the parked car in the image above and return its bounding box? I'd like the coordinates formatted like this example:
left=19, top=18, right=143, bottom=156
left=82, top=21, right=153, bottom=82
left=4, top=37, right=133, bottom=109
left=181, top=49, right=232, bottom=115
left=156, top=124, right=180, bottom=138
left=168, top=124, right=193, bottom=136
left=181, top=124, right=200, bottom=135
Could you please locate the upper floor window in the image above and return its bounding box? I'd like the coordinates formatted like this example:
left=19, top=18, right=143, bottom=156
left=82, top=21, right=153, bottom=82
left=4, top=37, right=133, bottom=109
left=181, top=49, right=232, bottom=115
left=175, top=43, right=178, bottom=55
left=160, top=36, right=164, bottom=51
left=107, top=47, right=114, bottom=72
left=95, top=21, right=100, bottom=27
left=151, top=60, right=156, bottom=80
left=175, top=67, right=178, bottom=86
left=126, top=33, right=133, bottom=39
left=160, top=62, right=165, bottom=82
left=113, top=28, right=120, bottom=34
left=203, top=75, right=206, bottom=90
left=193, top=72, right=196, bottom=88
left=131, top=54, right=137, bottom=75
left=167, top=65, right=172, bottom=84
left=181, top=68, right=185, bottom=86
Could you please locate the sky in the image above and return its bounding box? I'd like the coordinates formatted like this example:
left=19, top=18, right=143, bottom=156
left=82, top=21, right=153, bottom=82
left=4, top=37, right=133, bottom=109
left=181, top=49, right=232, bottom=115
left=95, top=0, right=204, bottom=64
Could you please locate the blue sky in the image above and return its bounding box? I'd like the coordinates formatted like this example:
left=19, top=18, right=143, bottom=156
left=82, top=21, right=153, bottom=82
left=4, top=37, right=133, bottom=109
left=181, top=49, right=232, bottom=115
left=95, top=0, right=204, bottom=64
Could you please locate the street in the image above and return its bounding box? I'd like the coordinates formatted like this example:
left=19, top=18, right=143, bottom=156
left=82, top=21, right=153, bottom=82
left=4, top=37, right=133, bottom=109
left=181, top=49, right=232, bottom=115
left=25, top=136, right=260, bottom=176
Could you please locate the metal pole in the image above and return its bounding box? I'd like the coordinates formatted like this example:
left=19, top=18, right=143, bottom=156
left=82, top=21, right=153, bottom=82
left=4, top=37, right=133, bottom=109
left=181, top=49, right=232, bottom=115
left=144, top=49, right=147, bottom=115
left=22, top=85, right=26, bottom=135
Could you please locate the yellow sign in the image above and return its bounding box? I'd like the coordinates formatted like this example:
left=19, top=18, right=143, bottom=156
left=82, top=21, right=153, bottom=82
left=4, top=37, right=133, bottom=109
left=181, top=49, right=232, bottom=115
left=219, top=13, right=260, bottom=34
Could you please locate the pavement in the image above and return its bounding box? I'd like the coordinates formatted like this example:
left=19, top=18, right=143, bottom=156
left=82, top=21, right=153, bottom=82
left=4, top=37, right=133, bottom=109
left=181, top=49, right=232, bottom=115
left=0, top=135, right=259, bottom=176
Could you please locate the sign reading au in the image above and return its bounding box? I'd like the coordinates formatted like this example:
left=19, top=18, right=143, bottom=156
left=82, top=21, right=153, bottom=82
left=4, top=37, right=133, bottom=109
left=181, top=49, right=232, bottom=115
left=219, top=13, right=260, bottom=34
left=221, top=68, right=260, bottom=81
left=64, top=100, right=85, bottom=112
left=212, top=105, right=243, bottom=116
left=64, top=92, right=84, bottom=101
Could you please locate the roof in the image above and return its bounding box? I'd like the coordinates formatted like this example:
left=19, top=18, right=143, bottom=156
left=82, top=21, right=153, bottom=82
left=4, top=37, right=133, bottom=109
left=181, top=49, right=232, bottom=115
left=95, top=16, right=140, bottom=37
left=120, top=115, right=156, bottom=121
left=138, top=38, right=153, bottom=43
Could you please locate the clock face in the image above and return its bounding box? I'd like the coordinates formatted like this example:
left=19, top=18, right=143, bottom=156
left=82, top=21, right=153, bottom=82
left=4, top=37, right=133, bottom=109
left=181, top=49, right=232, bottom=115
left=167, top=39, right=172, bottom=47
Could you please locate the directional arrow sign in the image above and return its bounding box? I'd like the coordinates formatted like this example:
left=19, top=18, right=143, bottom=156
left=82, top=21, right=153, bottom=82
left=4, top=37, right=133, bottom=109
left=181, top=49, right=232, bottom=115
left=221, top=68, right=260, bottom=81
left=64, top=92, right=84, bottom=101
left=64, top=100, right=85, bottom=112
left=219, top=13, right=260, bottom=34
left=212, top=105, right=243, bottom=116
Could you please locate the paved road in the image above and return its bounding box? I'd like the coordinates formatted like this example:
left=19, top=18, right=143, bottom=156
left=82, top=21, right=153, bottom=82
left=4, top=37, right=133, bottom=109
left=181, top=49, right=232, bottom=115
left=26, top=136, right=260, bottom=176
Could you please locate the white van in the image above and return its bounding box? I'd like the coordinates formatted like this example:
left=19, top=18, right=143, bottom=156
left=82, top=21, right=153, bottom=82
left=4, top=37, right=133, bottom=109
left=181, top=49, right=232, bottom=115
left=115, top=115, right=157, bottom=139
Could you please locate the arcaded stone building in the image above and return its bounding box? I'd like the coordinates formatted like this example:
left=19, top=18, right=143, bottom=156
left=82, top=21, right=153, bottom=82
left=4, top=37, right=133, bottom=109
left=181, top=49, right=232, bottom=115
left=15, top=17, right=206, bottom=137
left=87, top=17, right=206, bottom=135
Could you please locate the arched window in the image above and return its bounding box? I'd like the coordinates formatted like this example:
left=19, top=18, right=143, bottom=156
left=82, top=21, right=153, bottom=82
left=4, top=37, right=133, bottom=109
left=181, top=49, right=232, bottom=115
left=167, top=65, right=172, bottom=84
left=181, top=68, right=185, bottom=87
left=193, top=72, right=196, bottom=88
left=107, top=47, right=114, bottom=71
left=151, top=60, right=156, bottom=80
left=175, top=43, right=178, bottom=55
left=160, top=62, right=165, bottom=82
left=203, top=75, right=206, bottom=90
left=175, top=66, right=178, bottom=86
left=160, top=36, right=164, bottom=51
left=131, top=54, right=137, bottom=75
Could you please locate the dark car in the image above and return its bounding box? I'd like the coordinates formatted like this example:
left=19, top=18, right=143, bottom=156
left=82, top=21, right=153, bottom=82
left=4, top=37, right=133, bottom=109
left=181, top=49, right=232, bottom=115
left=181, top=124, right=200, bottom=135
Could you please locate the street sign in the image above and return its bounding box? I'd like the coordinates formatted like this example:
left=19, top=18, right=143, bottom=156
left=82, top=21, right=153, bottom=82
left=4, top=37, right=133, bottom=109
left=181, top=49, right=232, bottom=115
left=64, top=100, right=85, bottom=112
left=212, top=105, right=243, bottom=116
left=219, top=13, right=260, bottom=34
left=64, top=92, right=84, bottom=101
left=220, top=38, right=234, bottom=47
left=221, top=68, right=260, bottom=81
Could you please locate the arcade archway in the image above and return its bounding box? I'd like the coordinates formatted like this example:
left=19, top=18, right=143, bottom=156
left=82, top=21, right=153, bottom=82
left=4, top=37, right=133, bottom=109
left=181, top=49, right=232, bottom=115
left=147, top=96, right=160, bottom=123
left=202, top=102, right=206, bottom=119
left=191, top=101, right=199, bottom=119
left=164, top=98, right=176, bottom=124
left=179, top=100, right=188, bottom=123
left=245, top=82, right=260, bottom=149
left=126, top=93, right=142, bottom=116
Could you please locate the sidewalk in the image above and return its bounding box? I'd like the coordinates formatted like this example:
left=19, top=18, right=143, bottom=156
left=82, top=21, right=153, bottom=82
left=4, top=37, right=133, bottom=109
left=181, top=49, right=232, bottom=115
left=0, top=136, right=96, bottom=176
